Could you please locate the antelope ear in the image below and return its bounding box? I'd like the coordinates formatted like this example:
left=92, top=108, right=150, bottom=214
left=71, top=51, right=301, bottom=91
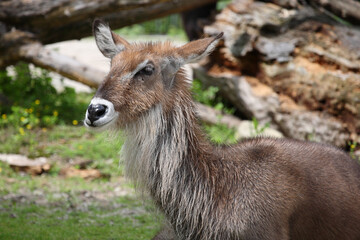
left=93, top=19, right=130, bottom=58
left=177, top=32, right=223, bottom=64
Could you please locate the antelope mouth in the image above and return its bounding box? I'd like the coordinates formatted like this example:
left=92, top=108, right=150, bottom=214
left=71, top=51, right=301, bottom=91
left=84, top=98, right=118, bottom=131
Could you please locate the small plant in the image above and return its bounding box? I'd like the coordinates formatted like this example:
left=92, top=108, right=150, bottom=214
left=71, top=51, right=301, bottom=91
left=192, top=79, right=218, bottom=105
left=192, top=79, right=234, bottom=115
left=191, top=79, right=238, bottom=143
left=252, top=117, right=270, bottom=136
left=348, top=141, right=359, bottom=160
left=204, top=123, right=237, bottom=144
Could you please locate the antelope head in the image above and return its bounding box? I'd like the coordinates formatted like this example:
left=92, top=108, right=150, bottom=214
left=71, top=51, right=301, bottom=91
left=84, top=19, right=222, bottom=130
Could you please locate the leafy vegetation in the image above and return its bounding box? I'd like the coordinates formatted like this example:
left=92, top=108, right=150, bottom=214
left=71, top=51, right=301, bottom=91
left=251, top=117, right=270, bottom=136
left=192, top=79, right=234, bottom=115
left=0, top=63, right=90, bottom=131
left=203, top=123, right=237, bottom=144
left=192, top=79, right=237, bottom=144
left=115, top=14, right=187, bottom=40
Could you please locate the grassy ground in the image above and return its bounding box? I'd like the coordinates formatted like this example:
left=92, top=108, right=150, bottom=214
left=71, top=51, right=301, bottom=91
left=0, top=193, right=161, bottom=240
left=0, top=125, right=162, bottom=240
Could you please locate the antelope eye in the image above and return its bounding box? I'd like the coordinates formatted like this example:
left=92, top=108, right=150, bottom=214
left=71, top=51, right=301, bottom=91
left=138, top=64, right=154, bottom=76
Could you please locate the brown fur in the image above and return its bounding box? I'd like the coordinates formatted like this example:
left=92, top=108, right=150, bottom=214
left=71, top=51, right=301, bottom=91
left=89, top=20, right=360, bottom=240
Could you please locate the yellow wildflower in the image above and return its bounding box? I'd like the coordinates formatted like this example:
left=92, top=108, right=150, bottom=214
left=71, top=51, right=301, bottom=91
left=72, top=120, right=78, bottom=126
left=53, top=110, right=58, bottom=117
left=28, top=108, right=33, bottom=113
left=20, top=117, right=26, bottom=122
left=78, top=145, right=83, bottom=150
left=0, top=167, right=2, bottom=173
left=26, top=124, right=32, bottom=130
left=1, top=114, right=6, bottom=120
left=42, top=128, right=47, bottom=133
left=19, top=127, right=25, bottom=135
left=35, top=99, right=40, bottom=105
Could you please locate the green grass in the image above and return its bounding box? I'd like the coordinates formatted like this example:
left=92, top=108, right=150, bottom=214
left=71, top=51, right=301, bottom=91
left=0, top=125, right=124, bottom=174
left=0, top=124, right=163, bottom=240
left=0, top=196, right=161, bottom=240
left=0, top=157, right=161, bottom=240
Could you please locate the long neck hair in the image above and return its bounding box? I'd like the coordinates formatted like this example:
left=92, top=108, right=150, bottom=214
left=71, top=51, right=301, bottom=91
left=121, top=73, right=221, bottom=239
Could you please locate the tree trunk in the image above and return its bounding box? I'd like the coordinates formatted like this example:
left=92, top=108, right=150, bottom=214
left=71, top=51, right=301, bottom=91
left=194, top=0, right=360, bottom=147
left=0, top=0, right=216, bottom=68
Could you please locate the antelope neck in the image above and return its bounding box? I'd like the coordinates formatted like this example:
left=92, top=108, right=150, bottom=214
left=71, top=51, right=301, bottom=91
left=122, top=96, right=209, bottom=187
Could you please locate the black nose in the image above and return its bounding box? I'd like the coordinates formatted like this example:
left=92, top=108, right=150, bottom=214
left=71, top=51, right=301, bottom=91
left=87, top=104, right=107, bottom=123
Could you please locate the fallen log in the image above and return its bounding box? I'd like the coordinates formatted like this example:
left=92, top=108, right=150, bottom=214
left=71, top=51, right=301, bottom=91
left=196, top=0, right=360, bottom=147
left=19, top=43, right=105, bottom=87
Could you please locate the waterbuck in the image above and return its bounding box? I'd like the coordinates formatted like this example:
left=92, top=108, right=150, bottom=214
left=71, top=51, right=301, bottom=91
left=85, top=20, right=360, bottom=240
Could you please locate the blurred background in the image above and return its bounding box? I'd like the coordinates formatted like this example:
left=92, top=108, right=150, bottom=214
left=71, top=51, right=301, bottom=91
left=0, top=0, right=359, bottom=239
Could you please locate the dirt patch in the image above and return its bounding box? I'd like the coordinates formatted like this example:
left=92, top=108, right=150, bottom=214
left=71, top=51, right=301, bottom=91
left=0, top=176, right=137, bottom=213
